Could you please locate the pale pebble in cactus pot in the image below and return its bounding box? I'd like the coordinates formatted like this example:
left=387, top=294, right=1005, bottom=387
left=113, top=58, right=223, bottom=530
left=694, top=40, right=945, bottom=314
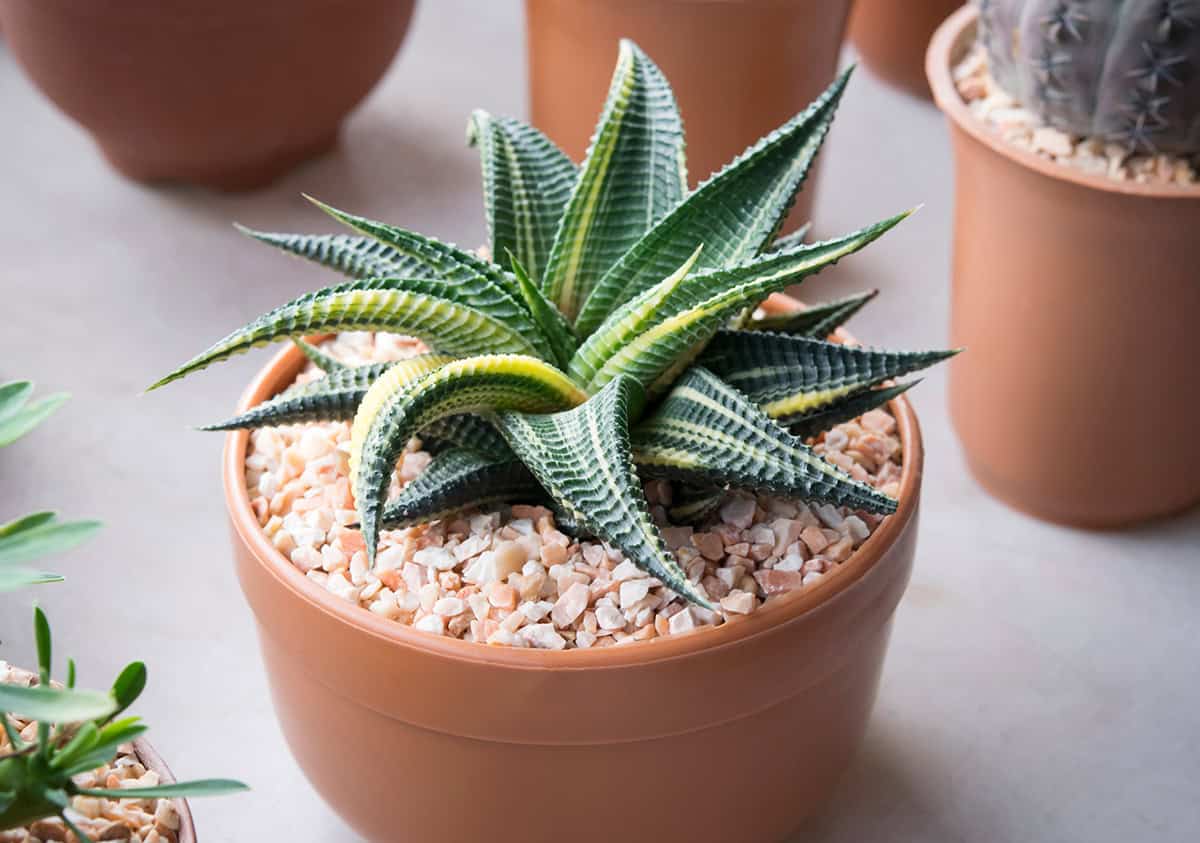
left=928, top=0, right=1200, bottom=527
left=151, top=42, right=957, bottom=842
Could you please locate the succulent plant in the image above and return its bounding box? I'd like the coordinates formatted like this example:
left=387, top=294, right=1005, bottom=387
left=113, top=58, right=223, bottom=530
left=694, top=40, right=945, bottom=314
left=977, top=0, right=1200, bottom=153
left=151, top=41, right=955, bottom=607
left=1, top=385, right=246, bottom=838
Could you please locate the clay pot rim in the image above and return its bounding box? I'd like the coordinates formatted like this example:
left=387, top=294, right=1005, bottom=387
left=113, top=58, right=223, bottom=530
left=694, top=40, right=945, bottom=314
left=133, top=738, right=198, bottom=843
left=222, top=292, right=924, bottom=669
left=927, top=5, right=1200, bottom=200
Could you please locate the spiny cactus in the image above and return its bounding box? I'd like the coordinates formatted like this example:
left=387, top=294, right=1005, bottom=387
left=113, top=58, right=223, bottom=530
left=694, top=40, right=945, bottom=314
left=151, top=41, right=957, bottom=607
left=977, top=0, right=1200, bottom=154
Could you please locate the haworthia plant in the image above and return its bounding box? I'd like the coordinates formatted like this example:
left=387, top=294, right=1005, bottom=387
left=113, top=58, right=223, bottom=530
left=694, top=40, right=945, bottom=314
left=154, top=42, right=957, bottom=606
left=976, top=0, right=1200, bottom=154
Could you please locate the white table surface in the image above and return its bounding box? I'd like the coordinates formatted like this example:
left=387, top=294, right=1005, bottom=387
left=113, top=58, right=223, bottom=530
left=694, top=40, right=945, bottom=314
left=2, top=2, right=1197, bottom=841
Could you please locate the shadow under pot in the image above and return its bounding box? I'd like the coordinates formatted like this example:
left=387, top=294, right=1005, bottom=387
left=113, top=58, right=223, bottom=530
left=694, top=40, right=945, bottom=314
left=927, top=7, right=1200, bottom=528
left=848, top=0, right=962, bottom=100
left=0, top=0, right=416, bottom=191
left=223, top=295, right=926, bottom=843
left=524, top=0, right=851, bottom=228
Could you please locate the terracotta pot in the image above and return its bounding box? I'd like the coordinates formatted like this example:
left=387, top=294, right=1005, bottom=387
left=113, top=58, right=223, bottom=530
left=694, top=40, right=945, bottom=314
left=0, top=0, right=415, bottom=191
left=927, top=7, right=1200, bottom=528
left=133, top=738, right=198, bottom=843
left=222, top=294, right=926, bottom=842
left=848, top=0, right=961, bottom=100
left=524, top=0, right=852, bottom=229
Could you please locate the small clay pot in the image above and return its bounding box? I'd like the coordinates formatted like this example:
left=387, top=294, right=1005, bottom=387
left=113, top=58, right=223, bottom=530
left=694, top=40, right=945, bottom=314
left=0, top=0, right=416, bottom=191
left=928, top=7, right=1200, bottom=527
left=134, top=739, right=198, bottom=843
left=524, top=0, right=852, bottom=228
left=849, top=0, right=961, bottom=100
left=223, top=294, right=926, bottom=843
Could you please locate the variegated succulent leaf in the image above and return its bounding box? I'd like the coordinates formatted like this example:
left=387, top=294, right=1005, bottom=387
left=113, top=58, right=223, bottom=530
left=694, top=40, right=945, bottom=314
left=467, top=110, right=577, bottom=283
left=292, top=338, right=349, bottom=372
left=541, top=39, right=687, bottom=320
left=748, top=290, right=878, bottom=337
left=572, top=67, right=852, bottom=336
left=702, top=330, right=957, bottom=423
left=765, top=222, right=813, bottom=252
left=581, top=212, right=910, bottom=396
left=508, top=253, right=577, bottom=369
left=233, top=226, right=432, bottom=281
left=665, top=482, right=727, bottom=526
left=350, top=355, right=587, bottom=564
left=631, top=367, right=897, bottom=513
left=148, top=279, right=541, bottom=390
left=418, top=413, right=513, bottom=459
left=379, top=449, right=543, bottom=530
left=495, top=375, right=710, bottom=606
left=788, top=380, right=917, bottom=441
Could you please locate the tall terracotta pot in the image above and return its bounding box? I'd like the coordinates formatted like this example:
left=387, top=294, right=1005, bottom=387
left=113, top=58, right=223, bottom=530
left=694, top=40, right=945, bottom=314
left=849, top=0, right=961, bottom=100
left=928, top=7, right=1200, bottom=528
left=525, top=0, right=851, bottom=228
left=223, top=296, right=925, bottom=842
left=0, top=0, right=416, bottom=191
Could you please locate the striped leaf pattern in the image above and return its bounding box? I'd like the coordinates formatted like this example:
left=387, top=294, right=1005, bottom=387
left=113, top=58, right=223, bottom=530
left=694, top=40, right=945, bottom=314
left=666, top=483, right=726, bottom=526
left=749, top=290, right=878, bottom=337
left=496, top=377, right=709, bottom=606
left=418, top=414, right=513, bottom=458
left=572, top=67, right=851, bottom=336
left=509, top=254, right=577, bottom=369
left=292, top=339, right=348, bottom=372
left=351, top=355, right=587, bottom=563
left=148, top=279, right=540, bottom=390
left=631, top=367, right=897, bottom=513
left=788, top=381, right=916, bottom=441
left=582, top=214, right=909, bottom=395
left=467, top=110, right=577, bottom=282
left=541, top=39, right=686, bottom=320
left=766, top=223, right=812, bottom=252
left=234, top=226, right=430, bottom=281
left=380, top=449, right=542, bottom=530
left=701, top=330, right=957, bottom=423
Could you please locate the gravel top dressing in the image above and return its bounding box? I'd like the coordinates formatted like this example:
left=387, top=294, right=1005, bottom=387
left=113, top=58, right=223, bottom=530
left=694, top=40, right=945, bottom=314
left=242, top=331, right=905, bottom=651
left=954, top=44, right=1199, bottom=186
left=0, top=665, right=182, bottom=843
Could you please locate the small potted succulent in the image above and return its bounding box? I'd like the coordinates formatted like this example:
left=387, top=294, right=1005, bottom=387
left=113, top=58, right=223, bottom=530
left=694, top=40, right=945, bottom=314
left=1, top=383, right=246, bottom=842
left=151, top=42, right=955, bottom=842
left=849, top=0, right=963, bottom=99
left=927, top=1, right=1200, bottom=527
left=524, top=0, right=852, bottom=225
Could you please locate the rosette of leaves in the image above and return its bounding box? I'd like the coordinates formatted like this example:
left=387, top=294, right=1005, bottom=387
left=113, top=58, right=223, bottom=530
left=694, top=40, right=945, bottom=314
left=151, top=41, right=956, bottom=607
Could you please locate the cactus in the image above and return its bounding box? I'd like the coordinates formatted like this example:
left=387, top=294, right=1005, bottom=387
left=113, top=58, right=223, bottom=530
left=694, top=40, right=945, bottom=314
left=977, top=0, right=1200, bottom=154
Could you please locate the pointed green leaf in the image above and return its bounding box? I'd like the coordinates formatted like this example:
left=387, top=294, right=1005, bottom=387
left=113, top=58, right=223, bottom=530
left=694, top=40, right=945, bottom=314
left=292, top=339, right=348, bottom=372
left=0, top=381, right=34, bottom=422
left=350, top=355, right=587, bottom=564
left=495, top=376, right=710, bottom=607
left=199, top=357, right=449, bottom=431
left=380, top=449, right=541, bottom=530
left=0, top=568, right=64, bottom=591
left=0, top=684, right=116, bottom=724
left=666, top=483, right=726, bottom=526
left=631, top=367, right=897, bottom=513
left=148, top=280, right=540, bottom=390
left=55, top=718, right=149, bottom=777
left=467, top=110, right=577, bottom=282
left=0, top=514, right=101, bottom=567
left=701, top=330, right=957, bottom=422
left=542, top=39, right=687, bottom=319
left=583, top=215, right=908, bottom=395
left=77, top=779, right=249, bottom=800
left=419, top=414, right=512, bottom=458
left=789, top=381, right=917, bottom=441
left=748, top=290, right=878, bottom=337
left=109, top=662, right=147, bottom=719
left=0, top=392, right=69, bottom=447
left=234, top=226, right=432, bottom=281
left=508, top=253, right=577, bottom=369
left=573, top=67, right=852, bottom=336
left=766, top=223, right=813, bottom=252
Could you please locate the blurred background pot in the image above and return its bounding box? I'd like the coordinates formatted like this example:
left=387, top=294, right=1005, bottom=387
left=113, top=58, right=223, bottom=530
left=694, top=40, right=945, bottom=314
left=224, top=295, right=925, bottom=843
left=524, top=0, right=851, bottom=230
left=928, top=7, right=1200, bottom=528
left=0, top=0, right=416, bottom=191
left=848, top=0, right=961, bottom=100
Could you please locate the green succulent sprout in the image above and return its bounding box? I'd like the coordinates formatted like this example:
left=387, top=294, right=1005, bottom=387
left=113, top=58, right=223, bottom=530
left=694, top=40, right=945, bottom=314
left=151, top=42, right=956, bottom=607
left=0, top=386, right=246, bottom=838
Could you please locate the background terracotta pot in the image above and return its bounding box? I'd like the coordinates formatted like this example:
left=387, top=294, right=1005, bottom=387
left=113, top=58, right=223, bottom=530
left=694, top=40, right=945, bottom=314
left=928, top=7, right=1200, bottom=528
left=222, top=295, right=925, bottom=843
left=134, top=738, right=198, bottom=843
left=849, top=0, right=961, bottom=100
left=524, top=0, right=851, bottom=229
left=0, top=0, right=416, bottom=191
